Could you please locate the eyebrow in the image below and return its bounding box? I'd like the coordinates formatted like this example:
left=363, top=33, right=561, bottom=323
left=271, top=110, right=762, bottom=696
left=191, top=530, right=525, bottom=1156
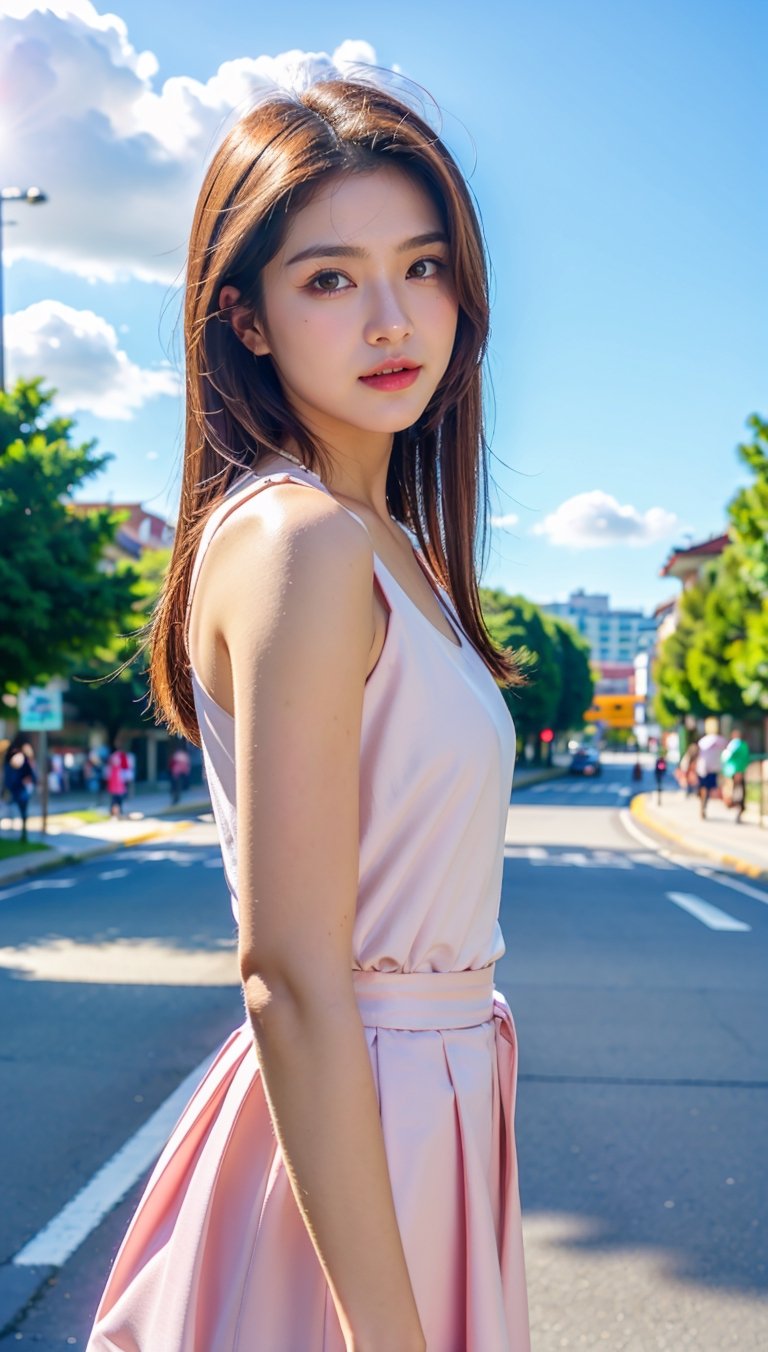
left=285, top=231, right=449, bottom=267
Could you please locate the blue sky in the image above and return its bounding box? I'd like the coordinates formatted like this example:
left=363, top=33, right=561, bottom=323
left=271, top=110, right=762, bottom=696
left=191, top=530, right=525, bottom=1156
left=2, top=0, right=765, bottom=613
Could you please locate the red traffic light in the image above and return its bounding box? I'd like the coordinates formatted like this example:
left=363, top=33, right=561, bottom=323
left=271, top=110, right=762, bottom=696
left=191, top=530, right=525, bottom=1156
left=540, top=728, right=554, bottom=743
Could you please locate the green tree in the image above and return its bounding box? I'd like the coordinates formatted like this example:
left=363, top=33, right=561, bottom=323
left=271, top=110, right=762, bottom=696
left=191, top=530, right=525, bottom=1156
left=654, top=412, right=768, bottom=725
left=0, top=377, right=137, bottom=695
left=728, top=414, right=768, bottom=594
left=67, top=546, right=169, bottom=744
left=544, top=615, right=594, bottom=734
left=724, top=414, right=768, bottom=710
left=481, top=587, right=561, bottom=758
left=685, top=554, right=752, bottom=718
left=653, top=574, right=710, bottom=727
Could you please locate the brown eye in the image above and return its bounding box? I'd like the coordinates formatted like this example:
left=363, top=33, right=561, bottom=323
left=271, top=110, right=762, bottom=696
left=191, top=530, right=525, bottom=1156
left=308, top=270, right=352, bottom=294
left=408, top=257, right=444, bottom=279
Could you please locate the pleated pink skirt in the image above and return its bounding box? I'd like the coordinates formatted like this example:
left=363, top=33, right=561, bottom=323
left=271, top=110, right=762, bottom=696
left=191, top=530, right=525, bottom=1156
left=87, top=967, right=530, bottom=1351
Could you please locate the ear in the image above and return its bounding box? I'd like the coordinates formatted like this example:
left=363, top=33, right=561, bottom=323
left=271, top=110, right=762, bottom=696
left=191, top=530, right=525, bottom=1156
left=218, top=283, right=272, bottom=357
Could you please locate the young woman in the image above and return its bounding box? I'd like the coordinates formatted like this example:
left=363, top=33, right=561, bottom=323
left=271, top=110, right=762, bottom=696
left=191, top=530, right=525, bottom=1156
left=87, top=77, right=530, bottom=1352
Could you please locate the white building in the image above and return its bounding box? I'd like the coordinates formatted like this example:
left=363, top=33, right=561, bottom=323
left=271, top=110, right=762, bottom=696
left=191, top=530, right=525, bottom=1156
left=543, top=589, right=655, bottom=666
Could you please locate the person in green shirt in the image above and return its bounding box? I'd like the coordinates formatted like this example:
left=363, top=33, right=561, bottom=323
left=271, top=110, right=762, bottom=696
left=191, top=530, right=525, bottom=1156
left=721, top=730, right=750, bottom=823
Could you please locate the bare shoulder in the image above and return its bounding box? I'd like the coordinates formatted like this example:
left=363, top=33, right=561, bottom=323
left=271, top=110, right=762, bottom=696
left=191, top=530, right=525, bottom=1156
left=190, top=482, right=375, bottom=712
left=205, top=480, right=374, bottom=625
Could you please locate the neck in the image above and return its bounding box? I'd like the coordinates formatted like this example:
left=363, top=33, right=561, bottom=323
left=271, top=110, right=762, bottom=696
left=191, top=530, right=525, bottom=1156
left=280, top=434, right=395, bottom=525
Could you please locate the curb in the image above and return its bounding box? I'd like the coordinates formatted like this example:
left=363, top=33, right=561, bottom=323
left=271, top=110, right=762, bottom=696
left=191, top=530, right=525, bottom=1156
left=0, top=841, right=116, bottom=888
left=630, top=793, right=767, bottom=881
left=512, top=765, right=569, bottom=793
left=0, top=799, right=211, bottom=889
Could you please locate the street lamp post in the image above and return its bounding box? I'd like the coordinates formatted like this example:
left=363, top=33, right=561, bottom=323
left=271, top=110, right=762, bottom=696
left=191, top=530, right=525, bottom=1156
left=0, top=186, right=49, bottom=392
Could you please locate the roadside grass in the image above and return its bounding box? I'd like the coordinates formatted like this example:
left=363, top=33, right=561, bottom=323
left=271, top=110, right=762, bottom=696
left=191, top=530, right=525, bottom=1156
left=0, top=836, right=50, bottom=861
left=54, top=808, right=111, bottom=826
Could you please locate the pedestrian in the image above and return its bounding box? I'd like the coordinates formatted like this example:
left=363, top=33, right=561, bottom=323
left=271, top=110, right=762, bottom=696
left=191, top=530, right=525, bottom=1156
left=84, top=752, right=103, bottom=795
left=2, top=735, right=37, bottom=843
left=721, top=728, right=750, bottom=824
left=86, top=73, right=531, bottom=1351
left=105, top=742, right=130, bottom=818
left=168, top=745, right=191, bottom=804
left=632, top=758, right=643, bottom=783
left=695, top=717, right=728, bottom=820
left=654, top=753, right=667, bottom=804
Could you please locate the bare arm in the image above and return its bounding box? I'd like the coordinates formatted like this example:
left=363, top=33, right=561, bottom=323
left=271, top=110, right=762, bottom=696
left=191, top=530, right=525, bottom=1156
left=197, top=485, right=425, bottom=1352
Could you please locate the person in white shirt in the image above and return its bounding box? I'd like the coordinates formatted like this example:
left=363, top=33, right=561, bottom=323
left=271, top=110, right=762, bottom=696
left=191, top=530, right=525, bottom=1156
left=695, top=718, right=727, bottom=819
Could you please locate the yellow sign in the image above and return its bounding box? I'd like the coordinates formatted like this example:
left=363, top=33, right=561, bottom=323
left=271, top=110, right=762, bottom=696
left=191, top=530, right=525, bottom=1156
left=584, top=694, right=638, bottom=730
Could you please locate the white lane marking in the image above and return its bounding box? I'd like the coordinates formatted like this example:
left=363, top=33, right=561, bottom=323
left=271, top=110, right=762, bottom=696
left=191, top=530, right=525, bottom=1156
left=620, top=808, right=768, bottom=902
left=203, top=857, right=224, bottom=869
left=504, top=845, right=676, bottom=870
left=13, top=1045, right=220, bottom=1268
left=0, top=878, right=77, bottom=902
left=591, top=850, right=633, bottom=869
left=97, top=868, right=129, bottom=881
left=618, top=787, right=631, bottom=798
left=693, top=867, right=768, bottom=907
left=628, top=851, right=675, bottom=871
left=128, top=849, right=196, bottom=866
left=531, top=783, right=550, bottom=793
left=666, top=891, right=751, bottom=931
left=620, top=807, right=690, bottom=863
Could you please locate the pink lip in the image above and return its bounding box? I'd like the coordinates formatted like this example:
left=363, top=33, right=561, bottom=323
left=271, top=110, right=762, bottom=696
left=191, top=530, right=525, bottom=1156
left=359, top=366, right=421, bottom=392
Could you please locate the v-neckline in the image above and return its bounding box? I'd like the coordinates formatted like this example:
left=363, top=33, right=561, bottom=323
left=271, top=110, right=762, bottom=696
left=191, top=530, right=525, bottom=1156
left=243, top=459, right=465, bottom=652
left=377, top=551, right=464, bottom=651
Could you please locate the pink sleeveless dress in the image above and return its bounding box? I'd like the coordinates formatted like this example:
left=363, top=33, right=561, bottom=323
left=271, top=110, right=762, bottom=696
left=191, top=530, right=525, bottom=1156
left=87, top=462, right=530, bottom=1352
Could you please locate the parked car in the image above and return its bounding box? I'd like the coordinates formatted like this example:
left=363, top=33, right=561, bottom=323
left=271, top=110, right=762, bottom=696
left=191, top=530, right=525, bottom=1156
left=569, top=746, right=602, bottom=777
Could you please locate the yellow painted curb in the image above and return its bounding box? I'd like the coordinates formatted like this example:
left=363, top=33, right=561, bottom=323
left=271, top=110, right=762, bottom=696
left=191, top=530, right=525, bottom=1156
left=630, top=794, right=765, bottom=880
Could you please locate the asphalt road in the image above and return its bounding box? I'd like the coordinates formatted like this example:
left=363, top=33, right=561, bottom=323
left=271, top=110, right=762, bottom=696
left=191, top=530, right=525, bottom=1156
left=0, top=767, right=766, bottom=1349
left=501, top=759, right=768, bottom=1350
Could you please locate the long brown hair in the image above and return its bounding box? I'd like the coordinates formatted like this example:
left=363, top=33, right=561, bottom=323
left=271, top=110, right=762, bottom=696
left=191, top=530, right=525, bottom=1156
left=149, top=77, right=522, bottom=743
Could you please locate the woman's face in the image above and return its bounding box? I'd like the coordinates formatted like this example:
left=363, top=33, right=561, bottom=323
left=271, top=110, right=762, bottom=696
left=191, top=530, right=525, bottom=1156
left=229, top=165, right=459, bottom=454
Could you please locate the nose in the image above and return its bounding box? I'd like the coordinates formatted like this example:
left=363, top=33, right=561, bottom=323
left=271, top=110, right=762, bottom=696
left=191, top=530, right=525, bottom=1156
left=362, top=280, right=413, bottom=346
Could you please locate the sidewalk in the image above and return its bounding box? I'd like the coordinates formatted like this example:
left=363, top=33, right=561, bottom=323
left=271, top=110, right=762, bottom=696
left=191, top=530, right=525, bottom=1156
left=631, top=786, right=768, bottom=881
left=0, top=785, right=212, bottom=888
left=511, top=757, right=570, bottom=794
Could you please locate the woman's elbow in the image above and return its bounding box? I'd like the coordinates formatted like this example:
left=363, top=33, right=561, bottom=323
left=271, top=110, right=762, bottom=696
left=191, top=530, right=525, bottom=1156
left=239, top=948, right=354, bottom=1027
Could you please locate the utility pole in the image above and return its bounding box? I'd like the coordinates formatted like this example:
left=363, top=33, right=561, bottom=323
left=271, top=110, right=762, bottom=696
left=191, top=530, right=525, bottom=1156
left=0, top=186, right=48, bottom=391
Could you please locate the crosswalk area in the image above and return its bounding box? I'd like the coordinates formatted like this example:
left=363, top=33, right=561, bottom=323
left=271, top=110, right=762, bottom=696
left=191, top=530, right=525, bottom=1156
left=525, top=781, right=632, bottom=797
left=113, top=848, right=224, bottom=869
left=503, top=845, right=675, bottom=870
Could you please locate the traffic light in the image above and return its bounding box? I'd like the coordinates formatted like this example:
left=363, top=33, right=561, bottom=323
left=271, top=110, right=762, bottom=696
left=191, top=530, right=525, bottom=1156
left=540, top=728, right=554, bottom=744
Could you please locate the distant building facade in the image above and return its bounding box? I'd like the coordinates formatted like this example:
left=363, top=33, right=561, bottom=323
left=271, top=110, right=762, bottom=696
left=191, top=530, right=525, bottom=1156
left=542, top=590, right=655, bottom=736
left=543, top=589, right=656, bottom=665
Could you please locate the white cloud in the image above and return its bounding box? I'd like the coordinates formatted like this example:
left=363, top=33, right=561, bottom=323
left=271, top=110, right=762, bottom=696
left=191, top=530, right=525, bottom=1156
left=5, top=300, right=180, bottom=419
left=531, top=490, right=678, bottom=548
left=490, top=512, right=520, bottom=528
left=0, top=3, right=397, bottom=282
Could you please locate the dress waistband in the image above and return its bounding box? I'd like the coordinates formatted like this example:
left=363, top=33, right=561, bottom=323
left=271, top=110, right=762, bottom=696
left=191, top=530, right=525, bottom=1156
left=351, top=966, right=496, bottom=1030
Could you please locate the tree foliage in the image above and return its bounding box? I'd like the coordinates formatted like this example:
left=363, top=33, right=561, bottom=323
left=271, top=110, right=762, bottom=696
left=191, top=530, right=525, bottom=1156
left=481, top=587, right=593, bottom=752
left=0, top=377, right=138, bottom=696
left=67, top=546, right=169, bottom=743
left=545, top=615, right=595, bottom=735
left=654, top=413, right=768, bottom=724
left=726, top=415, right=768, bottom=709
